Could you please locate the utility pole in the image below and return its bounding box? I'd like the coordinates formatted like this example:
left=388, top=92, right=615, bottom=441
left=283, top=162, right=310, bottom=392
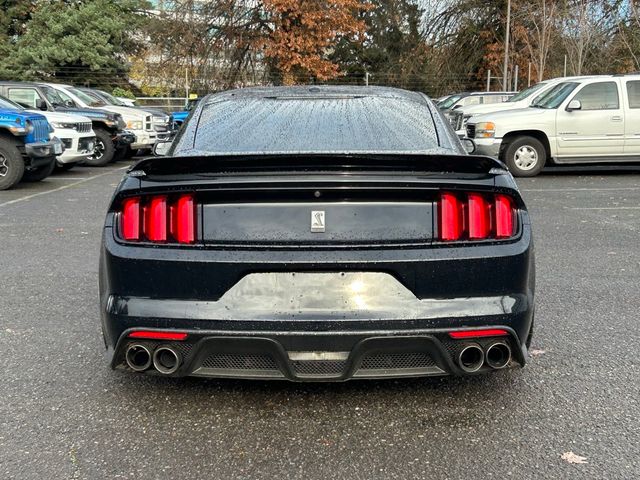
left=502, top=0, right=511, bottom=91
left=486, top=70, right=491, bottom=92
left=563, top=55, right=567, bottom=77
left=513, top=64, right=519, bottom=91
left=365, top=72, right=370, bottom=87
left=528, top=62, right=532, bottom=87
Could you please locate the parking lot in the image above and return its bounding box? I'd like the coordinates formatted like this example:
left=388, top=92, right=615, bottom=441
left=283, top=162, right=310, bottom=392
left=0, top=162, right=639, bottom=479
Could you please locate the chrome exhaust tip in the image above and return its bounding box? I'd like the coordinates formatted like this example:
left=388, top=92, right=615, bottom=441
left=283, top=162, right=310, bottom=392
left=152, top=346, right=181, bottom=375
left=485, top=342, right=512, bottom=369
left=125, top=344, right=152, bottom=372
left=457, top=344, right=484, bottom=373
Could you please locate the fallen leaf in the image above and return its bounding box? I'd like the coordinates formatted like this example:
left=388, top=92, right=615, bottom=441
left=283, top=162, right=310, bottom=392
left=561, top=452, right=587, bottom=464
left=530, top=349, right=546, bottom=357
left=55, top=228, right=64, bottom=233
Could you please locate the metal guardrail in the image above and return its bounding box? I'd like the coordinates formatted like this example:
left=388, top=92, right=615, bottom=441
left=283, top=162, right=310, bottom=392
left=134, top=97, right=188, bottom=112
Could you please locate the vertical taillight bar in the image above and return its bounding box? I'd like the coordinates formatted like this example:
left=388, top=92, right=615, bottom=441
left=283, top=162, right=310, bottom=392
left=121, top=197, right=141, bottom=241
left=494, top=194, right=515, bottom=238
left=171, top=194, right=196, bottom=244
left=439, top=192, right=464, bottom=241
left=145, top=196, right=168, bottom=242
left=467, top=193, right=490, bottom=240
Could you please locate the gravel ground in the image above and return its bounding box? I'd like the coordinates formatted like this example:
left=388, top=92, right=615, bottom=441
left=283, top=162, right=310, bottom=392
left=0, top=162, right=639, bottom=479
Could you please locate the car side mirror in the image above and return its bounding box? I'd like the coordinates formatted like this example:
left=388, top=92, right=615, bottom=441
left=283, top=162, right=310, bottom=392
left=35, top=99, right=48, bottom=111
left=461, top=138, right=476, bottom=154
left=153, top=141, right=172, bottom=156
left=566, top=99, right=582, bottom=111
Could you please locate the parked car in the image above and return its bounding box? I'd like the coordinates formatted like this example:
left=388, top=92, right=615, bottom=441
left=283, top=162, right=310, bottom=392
left=31, top=110, right=95, bottom=171
left=0, top=95, right=60, bottom=189
left=100, top=86, right=535, bottom=381
left=438, top=91, right=515, bottom=112
left=116, top=97, right=136, bottom=107
left=0, top=81, right=133, bottom=166
left=78, top=87, right=175, bottom=153
left=448, top=77, right=600, bottom=136
left=43, top=83, right=166, bottom=158
left=467, top=74, right=640, bottom=176
left=171, top=98, right=200, bottom=128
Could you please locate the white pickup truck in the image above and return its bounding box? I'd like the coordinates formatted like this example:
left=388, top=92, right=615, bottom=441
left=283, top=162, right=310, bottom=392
left=448, top=78, right=584, bottom=136
left=467, top=75, right=640, bottom=176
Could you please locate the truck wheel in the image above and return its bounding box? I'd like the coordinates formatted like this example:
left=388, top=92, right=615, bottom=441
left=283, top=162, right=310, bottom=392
left=22, top=157, right=55, bottom=182
left=0, top=137, right=25, bottom=190
left=85, top=129, right=114, bottom=166
left=503, top=136, right=546, bottom=177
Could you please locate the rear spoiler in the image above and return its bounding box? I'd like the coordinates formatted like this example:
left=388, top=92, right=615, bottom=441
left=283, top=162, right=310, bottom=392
left=129, top=154, right=508, bottom=176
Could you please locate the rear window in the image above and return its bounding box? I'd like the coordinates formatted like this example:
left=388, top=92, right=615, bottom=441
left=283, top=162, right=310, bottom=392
left=193, top=95, right=441, bottom=154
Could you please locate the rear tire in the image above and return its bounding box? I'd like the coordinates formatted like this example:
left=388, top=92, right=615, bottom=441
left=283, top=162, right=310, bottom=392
left=85, top=128, right=114, bottom=166
left=503, top=136, right=546, bottom=177
left=0, top=137, right=24, bottom=190
left=22, top=157, right=56, bottom=182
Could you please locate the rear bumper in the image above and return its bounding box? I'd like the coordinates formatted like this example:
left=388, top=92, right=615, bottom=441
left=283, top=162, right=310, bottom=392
left=100, top=224, right=535, bottom=380
left=112, top=326, right=527, bottom=381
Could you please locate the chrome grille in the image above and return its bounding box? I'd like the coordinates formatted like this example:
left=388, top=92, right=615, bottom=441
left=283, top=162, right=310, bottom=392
left=451, top=111, right=464, bottom=131
left=77, top=122, right=92, bottom=133
left=466, top=124, right=476, bottom=139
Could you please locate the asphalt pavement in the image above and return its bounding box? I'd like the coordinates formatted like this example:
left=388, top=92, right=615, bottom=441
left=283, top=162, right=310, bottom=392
left=0, top=162, right=639, bottom=479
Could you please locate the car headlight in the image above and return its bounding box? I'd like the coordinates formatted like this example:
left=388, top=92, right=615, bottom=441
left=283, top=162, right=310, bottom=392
left=475, top=121, right=496, bottom=138
left=51, top=122, right=77, bottom=130
left=126, top=120, right=143, bottom=130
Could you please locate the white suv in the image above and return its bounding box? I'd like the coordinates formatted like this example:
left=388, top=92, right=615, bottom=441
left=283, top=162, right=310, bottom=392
left=31, top=110, right=95, bottom=169
left=467, top=75, right=640, bottom=176
left=449, top=77, right=595, bottom=136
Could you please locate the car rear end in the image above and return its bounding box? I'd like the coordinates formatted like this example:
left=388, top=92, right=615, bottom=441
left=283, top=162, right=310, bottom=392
left=100, top=156, right=534, bottom=381
left=99, top=86, right=534, bottom=382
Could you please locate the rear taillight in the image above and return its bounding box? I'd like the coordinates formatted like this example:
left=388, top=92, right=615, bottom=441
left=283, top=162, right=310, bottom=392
left=120, top=194, right=196, bottom=244
left=438, top=191, right=516, bottom=241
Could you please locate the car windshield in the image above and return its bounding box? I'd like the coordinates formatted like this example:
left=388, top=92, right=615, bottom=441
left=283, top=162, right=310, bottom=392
left=0, top=95, right=24, bottom=111
left=438, top=95, right=462, bottom=109
left=68, top=87, right=106, bottom=107
left=191, top=91, right=441, bottom=155
left=508, top=82, right=547, bottom=102
left=96, top=90, right=126, bottom=106
left=40, top=86, right=68, bottom=108
left=531, top=82, right=579, bottom=109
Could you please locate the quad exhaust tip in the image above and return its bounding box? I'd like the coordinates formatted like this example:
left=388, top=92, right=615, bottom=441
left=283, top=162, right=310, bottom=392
left=457, top=344, right=484, bottom=373
left=485, top=342, right=512, bottom=369
left=125, top=344, right=152, bottom=372
left=153, top=346, right=181, bottom=375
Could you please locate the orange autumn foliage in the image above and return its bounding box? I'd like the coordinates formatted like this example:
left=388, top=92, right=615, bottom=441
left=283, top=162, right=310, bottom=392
left=261, top=0, right=370, bottom=84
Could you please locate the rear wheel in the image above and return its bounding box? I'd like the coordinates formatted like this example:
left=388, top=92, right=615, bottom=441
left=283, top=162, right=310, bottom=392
left=22, top=157, right=55, bottom=182
left=85, top=129, right=114, bottom=166
left=0, top=137, right=24, bottom=190
left=503, top=136, right=546, bottom=177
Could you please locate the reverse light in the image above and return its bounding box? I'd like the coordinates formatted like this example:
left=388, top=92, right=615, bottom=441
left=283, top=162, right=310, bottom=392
left=449, top=329, right=509, bottom=339
left=128, top=330, right=188, bottom=341
left=438, top=191, right=517, bottom=241
left=119, top=194, right=196, bottom=244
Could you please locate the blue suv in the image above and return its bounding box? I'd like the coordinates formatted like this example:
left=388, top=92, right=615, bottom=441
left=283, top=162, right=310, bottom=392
left=0, top=95, right=60, bottom=190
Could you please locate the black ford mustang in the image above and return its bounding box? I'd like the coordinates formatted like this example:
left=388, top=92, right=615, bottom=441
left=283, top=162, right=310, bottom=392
left=99, top=86, right=535, bottom=381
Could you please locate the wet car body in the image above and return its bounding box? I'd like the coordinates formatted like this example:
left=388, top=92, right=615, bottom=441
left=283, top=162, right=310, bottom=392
left=99, top=86, right=535, bottom=381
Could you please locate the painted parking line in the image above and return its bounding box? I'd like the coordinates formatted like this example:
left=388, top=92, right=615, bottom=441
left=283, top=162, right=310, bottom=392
left=569, top=207, right=640, bottom=210
left=0, top=166, right=128, bottom=208
left=521, top=187, right=640, bottom=192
